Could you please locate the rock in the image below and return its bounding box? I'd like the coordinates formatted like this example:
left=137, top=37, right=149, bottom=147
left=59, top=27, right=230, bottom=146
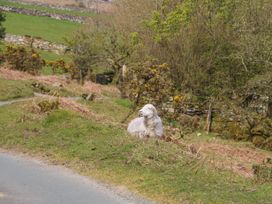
left=95, top=71, right=114, bottom=85
left=82, top=93, right=95, bottom=101
left=52, top=82, right=63, bottom=88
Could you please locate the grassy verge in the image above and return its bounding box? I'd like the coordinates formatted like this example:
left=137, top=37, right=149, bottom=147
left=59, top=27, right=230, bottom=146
left=0, top=99, right=271, bottom=204
left=0, top=0, right=94, bottom=17
left=3, top=12, right=81, bottom=43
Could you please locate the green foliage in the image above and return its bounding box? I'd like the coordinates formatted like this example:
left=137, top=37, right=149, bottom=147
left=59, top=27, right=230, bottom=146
left=68, top=15, right=139, bottom=85
left=4, top=46, right=45, bottom=75
left=67, top=28, right=102, bottom=84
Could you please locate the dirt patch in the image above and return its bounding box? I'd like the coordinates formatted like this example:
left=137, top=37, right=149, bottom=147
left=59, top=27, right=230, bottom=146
left=0, top=66, right=32, bottom=80
left=199, top=142, right=271, bottom=177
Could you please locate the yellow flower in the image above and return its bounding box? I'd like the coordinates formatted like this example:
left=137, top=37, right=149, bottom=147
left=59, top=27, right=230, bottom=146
left=31, top=53, right=38, bottom=59
left=174, top=95, right=182, bottom=103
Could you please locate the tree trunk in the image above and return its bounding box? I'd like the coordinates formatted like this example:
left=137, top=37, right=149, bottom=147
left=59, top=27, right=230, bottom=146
left=79, top=69, right=84, bottom=85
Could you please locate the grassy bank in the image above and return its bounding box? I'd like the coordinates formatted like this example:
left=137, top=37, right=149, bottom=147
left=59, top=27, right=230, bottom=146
left=0, top=0, right=93, bottom=17
left=0, top=78, right=76, bottom=101
left=3, top=12, right=81, bottom=43
left=0, top=96, right=271, bottom=204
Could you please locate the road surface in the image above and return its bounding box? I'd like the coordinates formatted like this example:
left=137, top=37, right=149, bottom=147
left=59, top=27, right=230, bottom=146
left=0, top=152, right=153, bottom=204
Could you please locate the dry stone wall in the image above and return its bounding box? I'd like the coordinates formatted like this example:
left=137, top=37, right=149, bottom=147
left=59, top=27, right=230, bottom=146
left=5, top=34, right=67, bottom=54
left=0, top=5, right=86, bottom=23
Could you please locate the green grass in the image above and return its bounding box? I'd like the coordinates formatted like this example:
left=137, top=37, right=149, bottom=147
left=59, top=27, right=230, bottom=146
left=0, top=0, right=94, bottom=17
left=82, top=98, right=133, bottom=122
left=0, top=78, right=34, bottom=100
left=39, top=50, right=71, bottom=62
left=3, top=12, right=81, bottom=43
left=0, top=101, right=271, bottom=204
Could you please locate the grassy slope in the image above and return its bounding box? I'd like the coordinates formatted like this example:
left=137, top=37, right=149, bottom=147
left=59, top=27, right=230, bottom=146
left=0, top=104, right=271, bottom=204
left=0, top=78, right=34, bottom=100
left=0, top=78, right=76, bottom=100
left=0, top=79, right=271, bottom=203
left=0, top=0, right=93, bottom=17
left=3, top=12, right=81, bottom=43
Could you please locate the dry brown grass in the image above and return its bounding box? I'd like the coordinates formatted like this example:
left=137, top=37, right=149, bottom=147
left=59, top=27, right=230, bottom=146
left=196, top=140, right=271, bottom=178
left=0, top=68, right=120, bottom=97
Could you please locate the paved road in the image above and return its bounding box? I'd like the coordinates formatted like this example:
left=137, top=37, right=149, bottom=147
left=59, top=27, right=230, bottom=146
left=0, top=152, right=152, bottom=204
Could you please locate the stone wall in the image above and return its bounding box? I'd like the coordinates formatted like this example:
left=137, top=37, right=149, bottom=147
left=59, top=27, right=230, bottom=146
left=0, top=5, right=86, bottom=23
left=5, top=34, right=67, bottom=54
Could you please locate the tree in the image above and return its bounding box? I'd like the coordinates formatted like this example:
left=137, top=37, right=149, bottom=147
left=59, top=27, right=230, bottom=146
left=0, top=12, right=5, bottom=40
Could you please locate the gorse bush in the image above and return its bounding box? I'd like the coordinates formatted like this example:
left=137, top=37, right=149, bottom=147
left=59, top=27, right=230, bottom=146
left=4, top=46, right=45, bottom=75
left=124, top=60, right=173, bottom=109
left=46, top=59, right=79, bottom=79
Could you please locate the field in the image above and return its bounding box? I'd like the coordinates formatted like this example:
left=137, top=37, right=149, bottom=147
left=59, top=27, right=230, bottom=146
left=0, top=75, right=271, bottom=204
left=0, top=0, right=94, bottom=17
left=3, top=12, right=81, bottom=43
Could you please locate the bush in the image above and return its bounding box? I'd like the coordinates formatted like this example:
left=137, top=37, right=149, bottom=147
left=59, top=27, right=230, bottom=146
left=0, top=12, right=5, bottom=40
left=46, top=59, right=78, bottom=78
left=124, top=60, right=173, bottom=110
left=4, top=46, right=45, bottom=75
left=38, top=100, right=59, bottom=113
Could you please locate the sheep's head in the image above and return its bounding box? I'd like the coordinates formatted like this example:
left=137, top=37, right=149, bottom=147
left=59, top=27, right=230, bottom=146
left=139, top=104, right=158, bottom=119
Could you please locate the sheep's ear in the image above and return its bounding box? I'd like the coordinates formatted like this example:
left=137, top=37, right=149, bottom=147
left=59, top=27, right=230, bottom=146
left=151, top=106, right=158, bottom=116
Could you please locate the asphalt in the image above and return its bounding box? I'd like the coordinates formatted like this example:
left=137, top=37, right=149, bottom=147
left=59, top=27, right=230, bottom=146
left=0, top=152, right=153, bottom=204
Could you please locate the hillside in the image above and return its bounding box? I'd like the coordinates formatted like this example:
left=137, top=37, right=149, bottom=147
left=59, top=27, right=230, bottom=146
left=0, top=0, right=271, bottom=203
left=0, top=67, right=272, bottom=204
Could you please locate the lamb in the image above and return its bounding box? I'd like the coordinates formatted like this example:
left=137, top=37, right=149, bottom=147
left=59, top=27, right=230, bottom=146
left=127, top=104, right=163, bottom=139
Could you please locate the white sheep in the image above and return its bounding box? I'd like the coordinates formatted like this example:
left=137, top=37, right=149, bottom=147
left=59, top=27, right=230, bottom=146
left=127, top=104, right=163, bottom=139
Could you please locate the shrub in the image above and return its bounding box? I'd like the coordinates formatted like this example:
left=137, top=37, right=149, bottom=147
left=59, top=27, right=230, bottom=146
left=124, top=60, right=173, bottom=110
left=0, top=12, right=5, bottom=40
left=38, top=100, right=59, bottom=113
left=46, top=59, right=79, bottom=80
left=4, top=46, right=45, bottom=75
